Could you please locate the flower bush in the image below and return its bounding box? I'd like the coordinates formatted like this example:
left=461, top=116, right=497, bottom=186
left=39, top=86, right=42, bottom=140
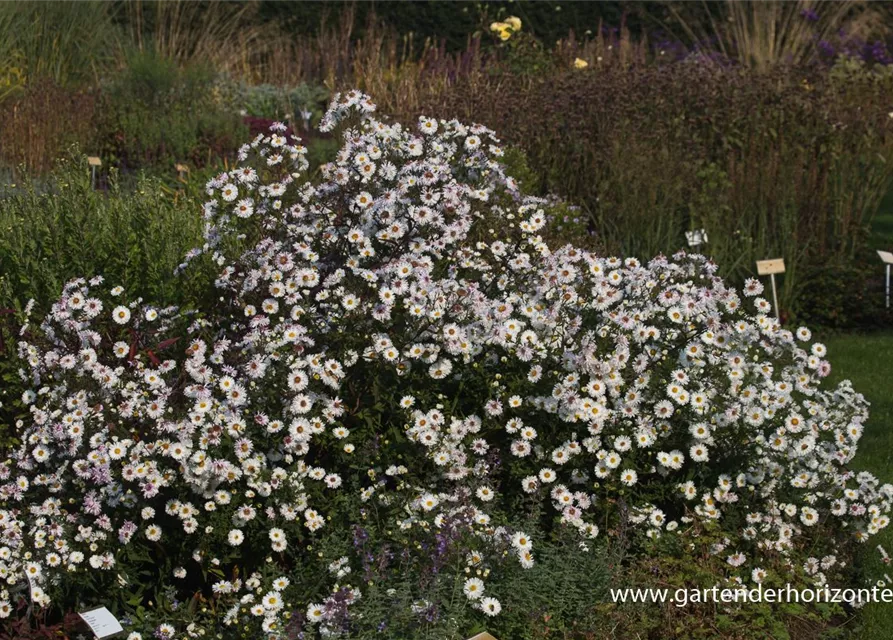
left=385, top=57, right=893, bottom=326
left=1, top=91, right=890, bottom=639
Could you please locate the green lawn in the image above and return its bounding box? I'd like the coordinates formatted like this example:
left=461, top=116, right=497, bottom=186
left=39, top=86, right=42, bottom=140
left=823, top=332, right=893, bottom=639
left=811, top=186, right=893, bottom=638
left=823, top=182, right=893, bottom=639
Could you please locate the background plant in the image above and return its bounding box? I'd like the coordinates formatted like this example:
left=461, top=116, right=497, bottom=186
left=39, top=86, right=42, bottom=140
left=381, top=56, right=893, bottom=325
left=0, top=153, right=212, bottom=312
left=0, top=1, right=118, bottom=88
left=661, top=0, right=885, bottom=70
left=97, top=50, right=247, bottom=170
left=0, top=154, right=218, bottom=453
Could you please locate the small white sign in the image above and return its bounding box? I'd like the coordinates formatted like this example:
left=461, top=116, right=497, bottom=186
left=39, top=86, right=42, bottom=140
left=467, top=634, right=499, bottom=640
left=78, top=607, right=124, bottom=638
left=87, top=156, right=102, bottom=167
left=880, top=250, right=893, bottom=309
left=685, top=228, right=708, bottom=247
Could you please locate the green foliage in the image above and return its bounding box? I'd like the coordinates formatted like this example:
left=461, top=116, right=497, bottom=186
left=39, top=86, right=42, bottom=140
left=218, top=78, right=330, bottom=126
left=0, top=1, right=118, bottom=90
left=598, top=524, right=851, bottom=640
left=0, top=321, right=22, bottom=455
left=500, top=146, right=593, bottom=247
left=305, top=137, right=341, bottom=174
left=0, top=153, right=212, bottom=312
left=795, top=257, right=893, bottom=328
left=99, top=50, right=247, bottom=169
left=343, top=529, right=611, bottom=640
left=497, top=32, right=557, bottom=77
left=0, top=152, right=219, bottom=453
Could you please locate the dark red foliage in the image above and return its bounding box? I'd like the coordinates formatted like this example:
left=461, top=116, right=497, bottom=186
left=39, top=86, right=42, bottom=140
left=0, top=600, right=85, bottom=640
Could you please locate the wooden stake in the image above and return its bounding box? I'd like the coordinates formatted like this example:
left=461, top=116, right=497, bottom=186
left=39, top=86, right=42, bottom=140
left=87, top=156, right=101, bottom=189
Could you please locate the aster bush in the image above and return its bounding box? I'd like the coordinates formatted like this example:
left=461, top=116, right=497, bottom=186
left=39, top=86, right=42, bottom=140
left=390, top=58, right=893, bottom=326
left=1, top=91, right=890, bottom=639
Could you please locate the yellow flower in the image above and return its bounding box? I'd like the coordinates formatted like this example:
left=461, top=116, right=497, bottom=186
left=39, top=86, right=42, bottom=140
left=574, top=58, right=589, bottom=69
left=491, top=17, right=520, bottom=41
left=490, top=21, right=513, bottom=41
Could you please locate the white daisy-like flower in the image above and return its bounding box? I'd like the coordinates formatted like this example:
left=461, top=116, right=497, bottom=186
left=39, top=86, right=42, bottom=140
left=480, top=596, right=501, bottom=616
left=227, top=529, right=244, bottom=546
left=112, top=306, right=131, bottom=324
left=463, top=577, right=485, bottom=599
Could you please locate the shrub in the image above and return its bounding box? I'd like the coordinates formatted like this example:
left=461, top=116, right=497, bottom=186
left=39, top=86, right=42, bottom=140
left=384, top=56, right=893, bottom=326
left=0, top=154, right=212, bottom=313
left=0, top=1, right=118, bottom=88
left=98, top=51, right=247, bottom=170
left=0, top=81, right=99, bottom=176
left=0, top=92, right=890, bottom=639
left=0, top=157, right=218, bottom=453
left=795, top=256, right=893, bottom=330
left=219, top=79, right=330, bottom=128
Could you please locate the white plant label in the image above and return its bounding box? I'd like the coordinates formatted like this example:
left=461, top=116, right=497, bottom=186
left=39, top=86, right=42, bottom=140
left=879, top=251, right=893, bottom=308
left=685, top=228, right=708, bottom=247
left=78, top=607, right=124, bottom=638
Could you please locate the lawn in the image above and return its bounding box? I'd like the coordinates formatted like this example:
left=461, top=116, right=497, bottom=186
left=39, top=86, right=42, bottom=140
left=824, top=331, right=893, bottom=638
left=821, top=193, right=893, bottom=638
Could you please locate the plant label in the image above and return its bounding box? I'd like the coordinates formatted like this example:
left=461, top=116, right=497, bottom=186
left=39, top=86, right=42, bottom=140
left=78, top=607, right=124, bottom=638
left=685, top=228, right=708, bottom=247
left=176, top=163, right=189, bottom=174
left=756, top=258, right=785, bottom=275
left=467, top=634, right=499, bottom=640
left=756, top=259, right=785, bottom=319
left=87, top=156, right=102, bottom=167
left=879, top=251, right=893, bottom=308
